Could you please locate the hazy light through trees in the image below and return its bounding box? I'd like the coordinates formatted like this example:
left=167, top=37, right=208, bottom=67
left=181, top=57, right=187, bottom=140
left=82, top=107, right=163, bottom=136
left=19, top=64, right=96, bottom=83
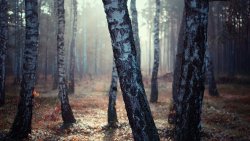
left=65, top=0, right=182, bottom=76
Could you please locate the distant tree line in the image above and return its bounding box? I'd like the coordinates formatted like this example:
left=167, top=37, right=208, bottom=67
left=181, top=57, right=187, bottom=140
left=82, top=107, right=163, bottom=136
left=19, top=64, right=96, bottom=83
left=0, top=0, right=249, bottom=141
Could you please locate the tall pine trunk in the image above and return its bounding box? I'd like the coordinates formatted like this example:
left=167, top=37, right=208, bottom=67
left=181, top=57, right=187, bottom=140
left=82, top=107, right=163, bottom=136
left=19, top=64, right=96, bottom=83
left=173, top=0, right=209, bottom=140
left=69, top=0, right=77, bottom=94
left=107, top=60, right=118, bottom=127
left=150, top=0, right=160, bottom=103
left=57, top=0, right=76, bottom=124
left=0, top=0, right=8, bottom=107
left=130, top=0, right=141, bottom=67
left=8, top=0, right=39, bottom=139
left=102, top=0, right=159, bottom=140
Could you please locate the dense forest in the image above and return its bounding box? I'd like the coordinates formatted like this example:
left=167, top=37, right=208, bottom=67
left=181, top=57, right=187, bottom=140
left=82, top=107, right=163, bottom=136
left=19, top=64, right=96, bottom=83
left=0, top=0, right=250, bottom=140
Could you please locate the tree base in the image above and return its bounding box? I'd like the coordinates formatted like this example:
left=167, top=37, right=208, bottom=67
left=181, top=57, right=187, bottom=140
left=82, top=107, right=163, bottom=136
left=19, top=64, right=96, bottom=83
left=60, top=122, right=75, bottom=130
left=209, top=88, right=219, bottom=96
left=103, top=122, right=119, bottom=130
left=7, top=130, right=30, bottom=141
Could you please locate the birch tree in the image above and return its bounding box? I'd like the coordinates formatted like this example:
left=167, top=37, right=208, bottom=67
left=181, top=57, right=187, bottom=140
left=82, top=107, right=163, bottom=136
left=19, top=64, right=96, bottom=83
left=57, top=0, right=76, bottom=124
left=170, top=1, right=220, bottom=125
left=0, top=0, right=8, bottom=107
left=169, top=9, right=186, bottom=126
left=102, top=0, right=159, bottom=140
left=69, top=0, right=77, bottom=94
left=205, top=48, right=219, bottom=96
left=130, top=0, right=141, bottom=67
left=8, top=0, right=39, bottom=139
left=82, top=2, right=88, bottom=75
left=107, top=60, right=119, bottom=127
left=13, top=0, right=23, bottom=85
left=107, top=0, right=142, bottom=126
left=173, top=0, right=209, bottom=140
left=52, top=0, right=58, bottom=89
left=150, top=0, right=160, bottom=103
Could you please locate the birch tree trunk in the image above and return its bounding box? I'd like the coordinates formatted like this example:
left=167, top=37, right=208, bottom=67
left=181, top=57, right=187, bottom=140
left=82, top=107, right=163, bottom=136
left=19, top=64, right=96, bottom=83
left=130, top=0, right=141, bottom=67
left=173, top=11, right=185, bottom=101
left=53, top=55, right=58, bottom=89
left=107, top=60, right=118, bottom=127
left=14, top=0, right=22, bottom=85
left=52, top=0, right=58, bottom=90
left=8, top=0, right=39, bottom=139
left=150, top=0, right=160, bottom=103
left=82, top=2, right=88, bottom=75
left=107, top=0, right=142, bottom=121
left=102, top=0, right=159, bottom=140
left=0, top=0, right=8, bottom=107
left=148, top=27, right=152, bottom=75
left=44, top=14, right=49, bottom=81
left=205, top=49, right=219, bottom=96
left=171, top=4, right=219, bottom=125
left=169, top=9, right=186, bottom=126
left=206, top=1, right=219, bottom=96
left=69, top=0, right=77, bottom=94
left=57, top=0, right=76, bottom=124
left=173, top=0, right=209, bottom=140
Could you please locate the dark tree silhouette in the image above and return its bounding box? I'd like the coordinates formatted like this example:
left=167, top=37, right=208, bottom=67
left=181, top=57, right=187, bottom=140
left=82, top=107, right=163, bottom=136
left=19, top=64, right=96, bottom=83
left=69, top=0, right=77, bottom=94
left=107, top=60, right=119, bottom=127
left=0, top=0, right=8, bottom=107
left=102, top=0, right=159, bottom=140
left=8, top=0, right=39, bottom=139
left=57, top=0, right=76, bottom=124
left=173, top=0, right=209, bottom=140
left=150, top=0, right=161, bottom=103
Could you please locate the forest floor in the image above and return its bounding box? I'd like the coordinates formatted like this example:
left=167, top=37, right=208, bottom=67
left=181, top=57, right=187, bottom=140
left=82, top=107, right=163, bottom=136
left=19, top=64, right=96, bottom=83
left=0, top=76, right=250, bottom=141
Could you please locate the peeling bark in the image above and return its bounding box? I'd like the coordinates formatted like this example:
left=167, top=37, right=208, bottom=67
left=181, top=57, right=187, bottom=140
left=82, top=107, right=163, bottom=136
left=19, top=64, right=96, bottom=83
left=57, top=0, right=76, bottom=124
left=173, top=0, right=209, bottom=141
left=102, top=0, right=159, bottom=140
left=8, top=0, right=39, bottom=139
left=150, top=0, right=160, bottom=103
left=0, top=0, right=7, bottom=107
